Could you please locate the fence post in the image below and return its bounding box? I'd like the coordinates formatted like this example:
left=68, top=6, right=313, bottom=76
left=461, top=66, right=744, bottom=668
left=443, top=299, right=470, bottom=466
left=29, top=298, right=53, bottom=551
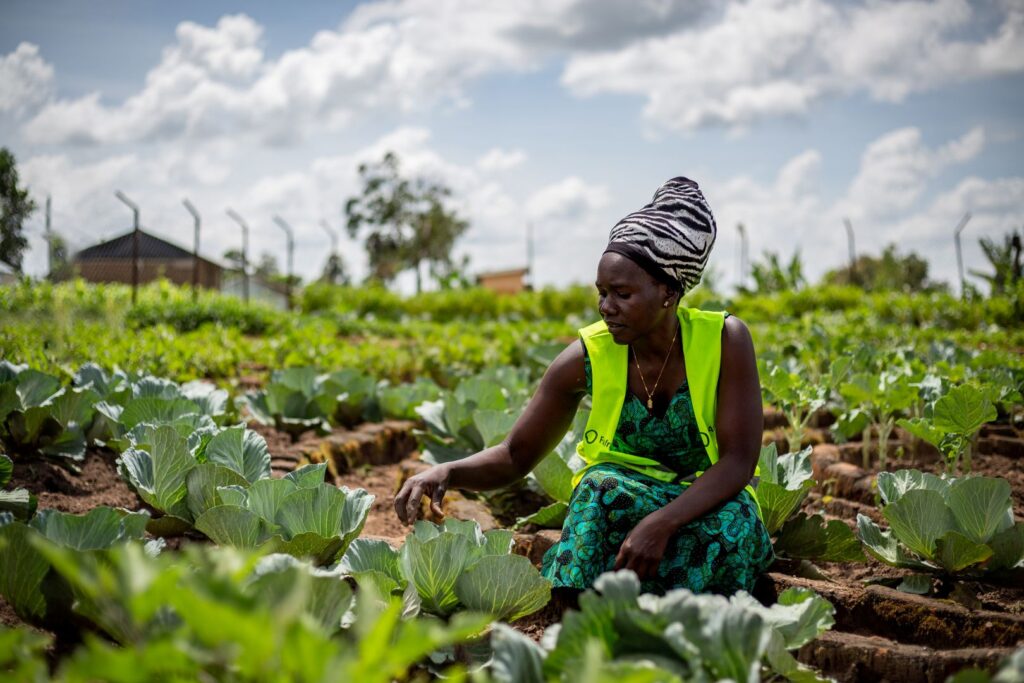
left=114, top=190, right=140, bottom=304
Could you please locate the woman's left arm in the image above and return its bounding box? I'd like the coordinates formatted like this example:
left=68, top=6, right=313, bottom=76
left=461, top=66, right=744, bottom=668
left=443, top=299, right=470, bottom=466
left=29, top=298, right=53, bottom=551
left=614, top=316, right=763, bottom=579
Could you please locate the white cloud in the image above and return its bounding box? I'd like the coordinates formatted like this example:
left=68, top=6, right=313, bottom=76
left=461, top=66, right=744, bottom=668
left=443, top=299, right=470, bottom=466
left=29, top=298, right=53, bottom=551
left=561, top=0, right=1024, bottom=133
left=702, top=125, right=1014, bottom=292
left=20, top=6, right=550, bottom=146
left=0, top=43, right=54, bottom=114
left=16, top=2, right=1024, bottom=145
left=842, top=126, right=986, bottom=220
left=476, top=147, right=527, bottom=172
left=526, top=176, right=610, bottom=224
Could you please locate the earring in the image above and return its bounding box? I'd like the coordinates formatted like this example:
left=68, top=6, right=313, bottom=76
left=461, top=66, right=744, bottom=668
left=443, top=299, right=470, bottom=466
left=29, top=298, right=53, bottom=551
left=663, top=300, right=671, bottom=307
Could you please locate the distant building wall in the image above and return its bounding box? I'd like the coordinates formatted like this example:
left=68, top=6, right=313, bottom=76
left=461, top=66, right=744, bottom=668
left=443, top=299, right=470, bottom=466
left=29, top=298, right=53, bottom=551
left=477, top=269, right=528, bottom=295
left=220, top=273, right=289, bottom=310
left=74, top=258, right=221, bottom=288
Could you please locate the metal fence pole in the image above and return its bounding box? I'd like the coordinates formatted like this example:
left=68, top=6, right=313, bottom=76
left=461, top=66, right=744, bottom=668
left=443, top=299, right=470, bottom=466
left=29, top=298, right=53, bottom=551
left=183, top=199, right=201, bottom=301
left=843, top=218, right=856, bottom=284
left=226, top=209, right=250, bottom=303
left=320, top=220, right=338, bottom=284
left=114, top=190, right=140, bottom=304
left=45, top=195, right=52, bottom=278
left=273, top=215, right=295, bottom=310
left=954, top=212, right=972, bottom=298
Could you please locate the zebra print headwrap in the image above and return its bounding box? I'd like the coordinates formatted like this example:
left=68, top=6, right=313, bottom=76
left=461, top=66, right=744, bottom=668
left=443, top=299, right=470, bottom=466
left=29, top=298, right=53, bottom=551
left=604, top=177, right=716, bottom=294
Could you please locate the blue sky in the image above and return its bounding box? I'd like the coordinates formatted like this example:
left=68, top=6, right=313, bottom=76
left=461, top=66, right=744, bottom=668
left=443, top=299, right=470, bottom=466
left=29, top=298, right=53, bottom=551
left=2, top=0, right=1022, bottom=292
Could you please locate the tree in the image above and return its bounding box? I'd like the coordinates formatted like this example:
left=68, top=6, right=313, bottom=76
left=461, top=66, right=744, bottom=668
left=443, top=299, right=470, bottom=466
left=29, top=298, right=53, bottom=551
left=741, top=250, right=805, bottom=294
left=822, top=243, right=946, bottom=293
left=344, top=152, right=469, bottom=292
left=254, top=252, right=279, bottom=279
left=222, top=248, right=245, bottom=271
left=320, top=253, right=350, bottom=286
left=48, top=233, right=73, bottom=281
left=969, top=229, right=1022, bottom=296
left=0, top=148, right=36, bottom=272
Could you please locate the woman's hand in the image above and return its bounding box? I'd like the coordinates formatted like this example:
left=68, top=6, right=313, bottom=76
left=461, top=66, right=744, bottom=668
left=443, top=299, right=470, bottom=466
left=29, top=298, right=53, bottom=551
left=613, top=511, right=676, bottom=580
left=394, top=464, right=451, bottom=525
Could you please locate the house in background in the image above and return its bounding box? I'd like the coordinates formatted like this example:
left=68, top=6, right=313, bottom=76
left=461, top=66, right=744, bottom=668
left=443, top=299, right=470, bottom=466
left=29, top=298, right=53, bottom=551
left=220, top=271, right=290, bottom=310
left=72, top=229, right=222, bottom=288
left=476, top=267, right=530, bottom=295
left=0, top=260, right=17, bottom=285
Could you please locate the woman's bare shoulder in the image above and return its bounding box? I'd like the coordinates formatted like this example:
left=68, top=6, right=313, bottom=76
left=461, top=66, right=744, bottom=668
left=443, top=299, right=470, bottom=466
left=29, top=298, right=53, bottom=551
left=721, top=315, right=756, bottom=364
left=541, top=339, right=587, bottom=397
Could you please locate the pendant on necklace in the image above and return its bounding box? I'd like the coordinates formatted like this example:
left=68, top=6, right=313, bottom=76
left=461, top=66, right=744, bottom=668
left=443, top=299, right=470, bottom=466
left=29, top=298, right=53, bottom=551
left=647, top=398, right=653, bottom=409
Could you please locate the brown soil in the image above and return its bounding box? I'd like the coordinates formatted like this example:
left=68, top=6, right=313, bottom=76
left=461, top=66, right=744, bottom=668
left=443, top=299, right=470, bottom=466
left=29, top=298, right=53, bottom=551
left=337, top=461, right=409, bottom=544
left=760, top=568, right=1024, bottom=682
left=771, top=426, right=1024, bottom=682
left=9, top=450, right=142, bottom=514
left=799, top=630, right=1019, bottom=683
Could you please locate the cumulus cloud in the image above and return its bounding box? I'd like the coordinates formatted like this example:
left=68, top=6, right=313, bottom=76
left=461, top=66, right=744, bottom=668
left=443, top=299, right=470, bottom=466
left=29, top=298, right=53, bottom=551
left=561, top=0, right=1024, bottom=133
left=841, top=126, right=985, bottom=220
left=17, top=2, right=1024, bottom=145
left=21, top=6, right=546, bottom=146
left=476, top=147, right=527, bottom=172
left=0, top=43, right=54, bottom=114
left=526, top=176, right=610, bottom=224
left=703, top=125, right=1012, bottom=291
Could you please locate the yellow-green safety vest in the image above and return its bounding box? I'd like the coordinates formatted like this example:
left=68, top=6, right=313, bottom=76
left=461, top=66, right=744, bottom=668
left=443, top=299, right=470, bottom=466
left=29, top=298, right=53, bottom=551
left=573, top=305, right=761, bottom=512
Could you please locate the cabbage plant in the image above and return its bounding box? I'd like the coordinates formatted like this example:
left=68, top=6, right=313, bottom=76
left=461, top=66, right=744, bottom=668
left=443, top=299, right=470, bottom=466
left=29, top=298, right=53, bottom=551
left=897, top=383, right=998, bottom=474
left=118, top=423, right=272, bottom=535
left=0, top=452, right=35, bottom=520
left=757, top=444, right=864, bottom=563
left=0, top=361, right=99, bottom=462
left=857, top=469, right=1024, bottom=577
left=0, top=506, right=150, bottom=625
left=837, top=368, right=917, bottom=470
left=194, top=463, right=373, bottom=565
left=338, top=518, right=551, bottom=621
left=488, top=569, right=835, bottom=683
left=414, top=366, right=576, bottom=527
left=236, top=367, right=342, bottom=438
left=8, top=542, right=491, bottom=682
left=760, top=354, right=851, bottom=453
left=414, top=366, right=532, bottom=464
left=324, top=368, right=380, bottom=427
left=377, top=377, right=442, bottom=421
left=91, top=367, right=229, bottom=452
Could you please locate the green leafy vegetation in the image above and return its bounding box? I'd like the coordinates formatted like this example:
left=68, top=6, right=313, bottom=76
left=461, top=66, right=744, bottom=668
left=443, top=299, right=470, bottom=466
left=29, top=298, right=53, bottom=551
left=857, top=470, right=1024, bottom=577
left=489, top=570, right=835, bottom=683
left=756, top=444, right=865, bottom=563
left=195, top=463, right=373, bottom=565
left=339, top=518, right=550, bottom=621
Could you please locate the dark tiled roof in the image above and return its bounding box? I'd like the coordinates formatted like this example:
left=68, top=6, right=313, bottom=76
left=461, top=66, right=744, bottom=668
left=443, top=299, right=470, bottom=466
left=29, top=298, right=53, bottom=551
left=75, top=229, right=215, bottom=265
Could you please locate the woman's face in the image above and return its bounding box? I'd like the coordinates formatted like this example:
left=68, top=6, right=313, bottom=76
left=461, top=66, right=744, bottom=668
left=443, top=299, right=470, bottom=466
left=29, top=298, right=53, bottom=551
left=595, top=252, right=674, bottom=344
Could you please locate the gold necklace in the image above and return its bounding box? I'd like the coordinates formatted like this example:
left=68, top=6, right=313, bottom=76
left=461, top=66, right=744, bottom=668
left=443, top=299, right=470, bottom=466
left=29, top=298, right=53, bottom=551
left=630, top=325, right=678, bottom=410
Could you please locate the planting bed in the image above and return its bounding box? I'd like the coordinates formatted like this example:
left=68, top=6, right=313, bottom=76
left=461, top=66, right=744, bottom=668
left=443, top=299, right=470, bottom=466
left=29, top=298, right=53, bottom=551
left=775, top=427, right=1024, bottom=682
left=3, top=414, right=1022, bottom=682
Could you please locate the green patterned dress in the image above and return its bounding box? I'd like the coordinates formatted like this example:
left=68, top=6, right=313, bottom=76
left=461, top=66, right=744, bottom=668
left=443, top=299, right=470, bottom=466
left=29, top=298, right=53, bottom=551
left=539, top=339, right=774, bottom=595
